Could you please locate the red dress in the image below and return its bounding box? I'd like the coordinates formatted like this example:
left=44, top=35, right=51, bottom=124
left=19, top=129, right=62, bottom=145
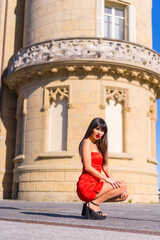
left=76, top=152, right=104, bottom=202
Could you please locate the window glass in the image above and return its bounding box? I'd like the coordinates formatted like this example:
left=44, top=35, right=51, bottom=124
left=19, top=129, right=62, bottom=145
left=115, top=17, right=124, bottom=40
left=115, top=9, right=124, bottom=17
left=104, top=5, right=124, bottom=40
left=104, top=15, right=112, bottom=38
left=104, top=6, right=112, bottom=14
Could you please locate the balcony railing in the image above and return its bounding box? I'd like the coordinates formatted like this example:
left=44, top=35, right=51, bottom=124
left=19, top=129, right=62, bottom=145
left=7, top=38, right=160, bottom=77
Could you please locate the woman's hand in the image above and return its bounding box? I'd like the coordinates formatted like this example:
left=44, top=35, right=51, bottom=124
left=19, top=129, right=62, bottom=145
left=105, top=178, right=121, bottom=189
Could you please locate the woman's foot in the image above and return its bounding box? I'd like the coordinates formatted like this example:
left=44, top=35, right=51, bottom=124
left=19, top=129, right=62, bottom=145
left=88, top=201, right=107, bottom=216
left=81, top=203, right=87, bottom=216
left=85, top=202, right=106, bottom=220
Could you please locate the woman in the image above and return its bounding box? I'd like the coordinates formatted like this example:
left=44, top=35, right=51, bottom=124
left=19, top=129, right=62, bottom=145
left=76, top=118, right=128, bottom=220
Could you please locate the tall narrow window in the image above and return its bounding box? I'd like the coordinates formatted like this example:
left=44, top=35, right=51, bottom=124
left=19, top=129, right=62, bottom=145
left=104, top=6, right=124, bottom=40
left=48, top=87, right=68, bottom=152
left=106, top=99, right=123, bottom=153
left=105, top=89, right=127, bottom=153
left=96, top=0, right=136, bottom=42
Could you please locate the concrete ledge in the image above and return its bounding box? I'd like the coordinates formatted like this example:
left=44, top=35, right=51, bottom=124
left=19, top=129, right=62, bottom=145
left=37, top=151, right=74, bottom=159
left=108, top=152, right=133, bottom=160
left=147, top=157, right=158, bottom=165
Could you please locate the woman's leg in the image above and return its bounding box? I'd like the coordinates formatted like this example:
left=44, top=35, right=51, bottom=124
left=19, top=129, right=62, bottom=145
left=88, top=181, right=128, bottom=212
left=105, top=191, right=129, bottom=202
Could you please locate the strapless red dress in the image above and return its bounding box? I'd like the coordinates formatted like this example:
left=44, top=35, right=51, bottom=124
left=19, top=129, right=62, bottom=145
left=76, top=152, right=104, bottom=202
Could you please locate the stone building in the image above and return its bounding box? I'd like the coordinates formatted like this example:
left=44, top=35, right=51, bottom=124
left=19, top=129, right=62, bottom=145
left=0, top=0, right=159, bottom=202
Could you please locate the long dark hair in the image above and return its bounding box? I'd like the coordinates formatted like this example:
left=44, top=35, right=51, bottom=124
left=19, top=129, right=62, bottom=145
left=79, top=118, right=108, bottom=158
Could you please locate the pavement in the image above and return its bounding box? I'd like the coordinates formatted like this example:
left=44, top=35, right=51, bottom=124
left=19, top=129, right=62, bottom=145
left=0, top=200, right=160, bottom=240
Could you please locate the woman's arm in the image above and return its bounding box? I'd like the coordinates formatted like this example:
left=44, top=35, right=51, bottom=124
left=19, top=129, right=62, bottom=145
left=102, top=154, right=121, bottom=188
left=102, top=165, right=114, bottom=179
left=82, top=139, right=107, bottom=181
left=102, top=153, right=114, bottom=178
left=82, top=140, right=121, bottom=188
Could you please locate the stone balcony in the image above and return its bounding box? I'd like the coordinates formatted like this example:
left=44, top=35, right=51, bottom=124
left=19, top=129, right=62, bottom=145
left=5, top=38, right=160, bottom=97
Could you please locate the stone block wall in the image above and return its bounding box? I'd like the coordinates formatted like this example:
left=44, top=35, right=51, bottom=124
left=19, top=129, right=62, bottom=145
left=10, top=74, right=158, bottom=203
left=23, top=0, right=152, bottom=48
left=23, top=0, right=96, bottom=47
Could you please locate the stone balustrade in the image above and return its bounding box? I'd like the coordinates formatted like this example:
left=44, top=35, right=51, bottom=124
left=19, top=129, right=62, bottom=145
left=7, top=38, right=160, bottom=77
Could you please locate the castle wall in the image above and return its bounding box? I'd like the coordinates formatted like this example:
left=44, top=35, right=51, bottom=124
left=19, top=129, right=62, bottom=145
left=11, top=70, right=158, bottom=202
left=23, top=0, right=152, bottom=48
left=1, top=0, right=159, bottom=202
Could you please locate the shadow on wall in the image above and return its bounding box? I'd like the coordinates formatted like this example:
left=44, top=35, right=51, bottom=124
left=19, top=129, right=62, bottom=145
left=0, top=84, right=17, bottom=199
left=14, top=0, right=25, bottom=52
left=0, top=0, right=25, bottom=199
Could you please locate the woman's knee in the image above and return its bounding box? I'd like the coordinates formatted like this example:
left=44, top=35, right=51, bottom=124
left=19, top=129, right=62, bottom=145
left=122, top=191, right=129, bottom=201
left=120, top=181, right=127, bottom=192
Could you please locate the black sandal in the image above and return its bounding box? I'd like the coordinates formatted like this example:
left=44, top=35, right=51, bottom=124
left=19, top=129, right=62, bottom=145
left=81, top=202, right=87, bottom=216
left=90, top=201, right=107, bottom=216
left=85, top=202, right=106, bottom=220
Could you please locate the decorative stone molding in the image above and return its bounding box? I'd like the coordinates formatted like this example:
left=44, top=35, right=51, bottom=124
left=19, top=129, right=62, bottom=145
left=105, top=88, right=127, bottom=104
left=101, top=86, right=130, bottom=111
left=148, top=97, right=157, bottom=120
left=147, top=157, right=158, bottom=165
left=49, top=87, right=69, bottom=102
left=42, top=84, right=73, bottom=111
left=16, top=95, right=27, bottom=119
left=15, top=95, right=27, bottom=157
left=13, top=154, right=25, bottom=163
left=7, top=38, right=160, bottom=76
left=5, top=38, right=160, bottom=97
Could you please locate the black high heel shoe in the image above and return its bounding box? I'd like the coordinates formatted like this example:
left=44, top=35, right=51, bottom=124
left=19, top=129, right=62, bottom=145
left=81, top=203, right=87, bottom=216
left=85, top=202, right=106, bottom=220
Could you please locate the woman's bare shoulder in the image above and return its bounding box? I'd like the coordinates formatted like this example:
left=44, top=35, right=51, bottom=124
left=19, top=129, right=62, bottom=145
left=79, top=138, right=91, bottom=156
left=82, top=138, right=92, bottom=151
left=83, top=138, right=91, bottom=146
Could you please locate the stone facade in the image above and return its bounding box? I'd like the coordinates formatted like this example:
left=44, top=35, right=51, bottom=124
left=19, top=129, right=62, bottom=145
left=0, top=0, right=159, bottom=203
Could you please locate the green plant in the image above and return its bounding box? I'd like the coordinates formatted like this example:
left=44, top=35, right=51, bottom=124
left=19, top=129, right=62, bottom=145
left=128, top=199, right=132, bottom=203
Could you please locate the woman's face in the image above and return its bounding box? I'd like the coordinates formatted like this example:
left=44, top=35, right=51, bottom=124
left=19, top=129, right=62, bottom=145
left=90, top=125, right=104, bottom=142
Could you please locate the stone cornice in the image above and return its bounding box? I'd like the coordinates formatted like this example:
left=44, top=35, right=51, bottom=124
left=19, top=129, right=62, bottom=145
left=5, top=37, right=160, bottom=97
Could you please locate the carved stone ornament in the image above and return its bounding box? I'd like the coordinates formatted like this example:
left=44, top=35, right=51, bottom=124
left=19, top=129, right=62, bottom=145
left=42, top=85, right=73, bottom=111
left=148, top=97, right=157, bottom=119
left=49, top=87, right=69, bottom=102
left=7, top=38, right=160, bottom=76
left=106, top=89, right=127, bottom=104
left=16, top=96, right=27, bottom=119
left=5, top=38, right=160, bottom=97
left=102, top=88, right=130, bottom=111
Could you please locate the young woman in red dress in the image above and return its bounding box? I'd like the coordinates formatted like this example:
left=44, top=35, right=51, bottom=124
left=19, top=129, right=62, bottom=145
left=76, top=118, right=128, bottom=220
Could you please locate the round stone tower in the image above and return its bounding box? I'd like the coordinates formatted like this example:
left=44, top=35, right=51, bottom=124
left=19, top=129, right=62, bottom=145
left=4, top=0, right=160, bottom=202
